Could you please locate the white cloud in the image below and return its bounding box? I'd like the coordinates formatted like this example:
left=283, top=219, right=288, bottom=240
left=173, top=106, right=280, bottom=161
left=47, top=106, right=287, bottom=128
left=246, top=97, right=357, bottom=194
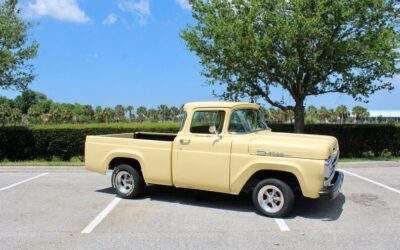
left=176, top=0, right=191, bottom=10
left=88, top=53, right=99, bottom=60
left=27, top=0, right=90, bottom=23
left=118, top=0, right=150, bottom=26
left=103, top=13, right=118, bottom=25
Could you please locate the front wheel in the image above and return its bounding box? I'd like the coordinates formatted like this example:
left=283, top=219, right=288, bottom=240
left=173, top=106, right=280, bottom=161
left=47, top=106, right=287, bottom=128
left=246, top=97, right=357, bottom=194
left=111, top=164, right=144, bottom=199
left=252, top=178, right=294, bottom=218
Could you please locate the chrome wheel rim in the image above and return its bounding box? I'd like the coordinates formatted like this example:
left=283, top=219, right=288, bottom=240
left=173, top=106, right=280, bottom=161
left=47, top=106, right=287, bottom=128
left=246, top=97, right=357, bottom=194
left=115, top=171, right=134, bottom=194
left=258, top=185, right=284, bottom=213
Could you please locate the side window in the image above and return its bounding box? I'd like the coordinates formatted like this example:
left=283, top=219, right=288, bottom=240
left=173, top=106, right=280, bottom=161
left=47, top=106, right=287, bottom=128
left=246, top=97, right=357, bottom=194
left=228, top=111, right=246, bottom=133
left=190, top=110, right=225, bottom=134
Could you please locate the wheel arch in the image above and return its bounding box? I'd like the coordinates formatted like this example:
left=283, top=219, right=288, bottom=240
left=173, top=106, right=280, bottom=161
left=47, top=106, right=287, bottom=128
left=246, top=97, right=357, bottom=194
left=102, top=151, right=145, bottom=176
left=230, top=160, right=307, bottom=196
left=109, top=157, right=143, bottom=177
left=242, top=169, right=302, bottom=196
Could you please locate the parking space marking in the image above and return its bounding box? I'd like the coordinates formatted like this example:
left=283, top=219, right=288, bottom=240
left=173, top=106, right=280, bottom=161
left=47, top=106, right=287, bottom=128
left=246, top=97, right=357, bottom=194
left=0, top=173, right=49, bottom=192
left=274, top=218, right=290, bottom=231
left=81, top=197, right=121, bottom=234
left=340, top=169, right=400, bottom=195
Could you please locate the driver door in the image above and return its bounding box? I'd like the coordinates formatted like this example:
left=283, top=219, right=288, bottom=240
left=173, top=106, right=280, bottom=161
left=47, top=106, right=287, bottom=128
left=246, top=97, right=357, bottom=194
left=173, top=109, right=231, bottom=193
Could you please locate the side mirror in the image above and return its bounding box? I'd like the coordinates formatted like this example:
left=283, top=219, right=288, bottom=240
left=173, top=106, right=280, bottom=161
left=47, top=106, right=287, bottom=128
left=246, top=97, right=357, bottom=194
left=209, top=125, right=218, bottom=135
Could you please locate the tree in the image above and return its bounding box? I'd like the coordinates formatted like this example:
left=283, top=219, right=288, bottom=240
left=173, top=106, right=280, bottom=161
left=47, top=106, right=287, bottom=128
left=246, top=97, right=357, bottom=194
left=327, top=108, right=338, bottom=123
left=14, top=90, right=48, bottom=114
left=82, top=105, right=94, bottom=123
left=0, top=103, right=11, bottom=126
left=352, top=105, right=369, bottom=123
left=336, top=105, right=349, bottom=124
left=136, top=106, right=147, bottom=123
left=169, top=106, right=180, bottom=122
left=147, top=108, right=158, bottom=122
left=318, top=106, right=330, bottom=123
left=182, top=0, right=400, bottom=133
left=157, top=105, right=169, bottom=123
left=102, top=108, right=115, bottom=123
left=306, top=105, right=318, bottom=123
left=9, top=108, right=21, bottom=125
left=114, top=105, right=125, bottom=123
left=0, top=0, right=38, bottom=90
left=126, top=105, right=134, bottom=123
left=27, top=104, right=42, bottom=122
left=94, top=106, right=103, bottom=122
left=49, top=105, right=62, bottom=123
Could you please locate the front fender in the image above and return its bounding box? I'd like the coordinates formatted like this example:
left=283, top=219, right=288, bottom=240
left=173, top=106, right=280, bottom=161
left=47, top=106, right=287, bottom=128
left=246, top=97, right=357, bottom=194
left=230, top=158, right=324, bottom=198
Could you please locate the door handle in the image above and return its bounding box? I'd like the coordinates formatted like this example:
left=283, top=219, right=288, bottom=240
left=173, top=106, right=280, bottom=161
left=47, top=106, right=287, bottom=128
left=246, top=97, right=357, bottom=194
left=179, top=139, right=190, bottom=145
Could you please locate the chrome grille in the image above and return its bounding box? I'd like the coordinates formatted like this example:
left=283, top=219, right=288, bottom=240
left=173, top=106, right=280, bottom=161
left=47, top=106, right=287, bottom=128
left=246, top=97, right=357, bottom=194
left=324, top=151, right=339, bottom=186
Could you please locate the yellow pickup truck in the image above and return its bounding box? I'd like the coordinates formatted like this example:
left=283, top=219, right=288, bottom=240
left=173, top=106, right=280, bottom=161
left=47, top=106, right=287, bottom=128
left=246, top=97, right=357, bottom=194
left=85, top=101, right=343, bottom=217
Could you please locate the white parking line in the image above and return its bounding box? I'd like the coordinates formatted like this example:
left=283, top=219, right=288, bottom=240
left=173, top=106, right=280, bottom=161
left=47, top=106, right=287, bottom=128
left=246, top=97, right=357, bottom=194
left=0, top=173, right=49, bottom=192
left=81, top=197, right=121, bottom=234
left=340, top=169, right=400, bottom=195
left=274, top=218, right=290, bottom=231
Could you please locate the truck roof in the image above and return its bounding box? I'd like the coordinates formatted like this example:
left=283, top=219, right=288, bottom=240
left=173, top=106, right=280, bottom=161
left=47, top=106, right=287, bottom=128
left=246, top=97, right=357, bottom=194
left=184, top=101, right=260, bottom=110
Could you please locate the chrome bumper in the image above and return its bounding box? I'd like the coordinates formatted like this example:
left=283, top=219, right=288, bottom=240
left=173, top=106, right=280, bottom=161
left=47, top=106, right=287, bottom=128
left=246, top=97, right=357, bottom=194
left=319, top=171, right=344, bottom=200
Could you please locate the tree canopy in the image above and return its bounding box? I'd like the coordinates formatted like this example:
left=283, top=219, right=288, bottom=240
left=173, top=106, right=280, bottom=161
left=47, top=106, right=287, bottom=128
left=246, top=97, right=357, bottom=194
left=0, top=0, right=38, bottom=90
left=182, top=0, right=400, bottom=132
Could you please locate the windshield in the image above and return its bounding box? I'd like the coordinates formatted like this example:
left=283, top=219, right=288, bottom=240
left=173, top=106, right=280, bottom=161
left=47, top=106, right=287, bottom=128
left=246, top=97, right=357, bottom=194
left=228, top=109, right=268, bottom=133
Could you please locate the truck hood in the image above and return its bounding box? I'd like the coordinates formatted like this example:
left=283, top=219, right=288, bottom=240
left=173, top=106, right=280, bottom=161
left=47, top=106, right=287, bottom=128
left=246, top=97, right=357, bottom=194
left=248, top=131, right=338, bottom=160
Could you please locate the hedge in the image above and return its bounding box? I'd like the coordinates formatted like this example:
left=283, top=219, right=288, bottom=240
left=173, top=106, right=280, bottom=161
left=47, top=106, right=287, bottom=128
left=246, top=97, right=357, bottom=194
left=0, top=123, right=399, bottom=161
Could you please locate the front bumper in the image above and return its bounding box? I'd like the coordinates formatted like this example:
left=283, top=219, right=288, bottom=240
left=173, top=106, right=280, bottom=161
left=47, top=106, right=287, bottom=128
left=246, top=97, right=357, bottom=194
left=319, top=171, right=344, bottom=200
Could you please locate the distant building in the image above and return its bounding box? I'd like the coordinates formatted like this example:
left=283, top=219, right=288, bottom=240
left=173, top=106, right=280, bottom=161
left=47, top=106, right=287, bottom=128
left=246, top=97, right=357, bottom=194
left=368, top=110, right=400, bottom=122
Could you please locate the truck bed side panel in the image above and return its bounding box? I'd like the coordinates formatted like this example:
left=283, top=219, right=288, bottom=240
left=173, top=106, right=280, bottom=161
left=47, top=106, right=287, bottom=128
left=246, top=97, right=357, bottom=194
left=85, top=134, right=173, bottom=186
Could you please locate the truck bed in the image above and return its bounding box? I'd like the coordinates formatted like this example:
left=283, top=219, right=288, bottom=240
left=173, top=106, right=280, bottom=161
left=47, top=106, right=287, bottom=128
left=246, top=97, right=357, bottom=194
left=85, top=132, right=176, bottom=186
left=133, top=132, right=176, bottom=141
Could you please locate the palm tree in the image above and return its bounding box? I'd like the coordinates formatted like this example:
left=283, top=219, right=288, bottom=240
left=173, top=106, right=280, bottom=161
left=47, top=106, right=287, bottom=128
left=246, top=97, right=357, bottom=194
left=169, top=106, right=180, bottom=121
left=306, top=105, right=318, bottom=123
left=9, top=108, right=22, bottom=125
left=126, top=105, right=134, bottom=123
left=318, top=106, right=330, bottom=123
left=336, top=105, right=349, bottom=124
left=103, top=108, right=115, bottom=123
left=147, top=108, right=158, bottom=122
left=27, top=104, right=43, bottom=122
left=114, top=105, right=125, bottom=123
left=49, top=106, right=62, bottom=123
left=94, top=106, right=103, bottom=122
left=60, top=109, right=73, bottom=123
left=327, top=109, right=338, bottom=123
left=352, top=106, right=369, bottom=123
left=82, top=105, right=94, bottom=123
left=136, top=106, right=147, bottom=123
left=0, top=104, right=11, bottom=126
left=157, top=105, right=169, bottom=122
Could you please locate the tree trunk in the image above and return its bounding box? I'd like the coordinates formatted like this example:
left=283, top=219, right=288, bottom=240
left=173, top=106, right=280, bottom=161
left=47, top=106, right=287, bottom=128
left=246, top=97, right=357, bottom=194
left=294, top=101, right=305, bottom=133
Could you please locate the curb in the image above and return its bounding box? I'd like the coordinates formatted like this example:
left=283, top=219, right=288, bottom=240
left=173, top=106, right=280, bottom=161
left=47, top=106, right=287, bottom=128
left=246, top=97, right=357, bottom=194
left=339, top=161, right=400, bottom=168
left=0, top=166, right=87, bottom=173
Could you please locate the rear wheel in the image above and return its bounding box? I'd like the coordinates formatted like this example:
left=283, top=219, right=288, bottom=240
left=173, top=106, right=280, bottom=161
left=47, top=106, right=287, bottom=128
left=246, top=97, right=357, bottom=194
left=111, top=164, right=144, bottom=199
left=252, top=178, right=294, bottom=218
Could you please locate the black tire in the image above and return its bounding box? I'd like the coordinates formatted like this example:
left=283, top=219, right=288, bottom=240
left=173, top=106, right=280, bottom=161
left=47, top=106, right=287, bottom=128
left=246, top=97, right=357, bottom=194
left=252, top=178, right=294, bottom=218
left=111, top=164, right=145, bottom=199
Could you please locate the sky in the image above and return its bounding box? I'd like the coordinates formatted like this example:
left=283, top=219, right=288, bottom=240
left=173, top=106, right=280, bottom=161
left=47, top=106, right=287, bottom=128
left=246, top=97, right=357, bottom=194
left=1, top=0, right=399, bottom=110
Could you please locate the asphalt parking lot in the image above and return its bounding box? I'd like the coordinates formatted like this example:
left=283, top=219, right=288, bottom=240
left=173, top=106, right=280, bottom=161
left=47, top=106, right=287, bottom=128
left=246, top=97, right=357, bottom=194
left=0, top=162, right=399, bottom=250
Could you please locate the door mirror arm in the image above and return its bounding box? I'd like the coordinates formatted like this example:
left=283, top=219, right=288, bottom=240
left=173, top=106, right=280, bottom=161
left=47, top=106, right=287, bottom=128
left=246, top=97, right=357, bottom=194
left=209, top=125, right=222, bottom=145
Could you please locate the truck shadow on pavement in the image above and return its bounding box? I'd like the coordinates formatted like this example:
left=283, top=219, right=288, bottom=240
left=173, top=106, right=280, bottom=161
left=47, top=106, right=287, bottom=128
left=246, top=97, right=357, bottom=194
left=96, top=185, right=345, bottom=220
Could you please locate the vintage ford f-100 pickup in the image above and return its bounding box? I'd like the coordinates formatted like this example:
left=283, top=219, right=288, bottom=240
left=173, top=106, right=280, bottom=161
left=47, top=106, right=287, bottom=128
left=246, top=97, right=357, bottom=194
left=85, top=101, right=343, bottom=217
